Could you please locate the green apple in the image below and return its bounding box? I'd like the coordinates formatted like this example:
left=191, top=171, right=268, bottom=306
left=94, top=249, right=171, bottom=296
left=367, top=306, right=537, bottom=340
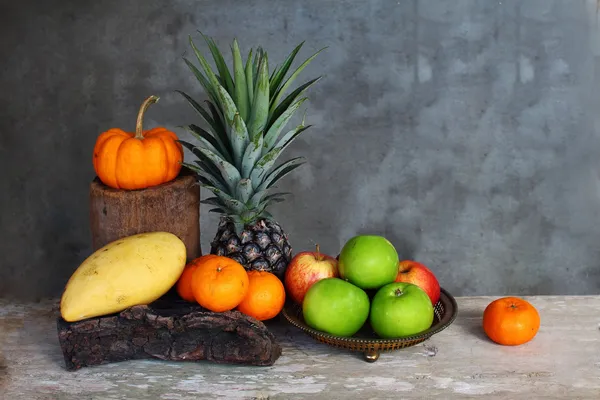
left=369, top=282, right=434, bottom=338
left=338, top=235, right=399, bottom=290
left=302, top=278, right=370, bottom=337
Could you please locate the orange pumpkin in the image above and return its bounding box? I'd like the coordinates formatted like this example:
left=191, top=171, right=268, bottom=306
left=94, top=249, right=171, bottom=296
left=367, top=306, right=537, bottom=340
left=482, top=297, right=541, bottom=346
left=93, top=95, right=183, bottom=190
left=190, top=255, right=250, bottom=312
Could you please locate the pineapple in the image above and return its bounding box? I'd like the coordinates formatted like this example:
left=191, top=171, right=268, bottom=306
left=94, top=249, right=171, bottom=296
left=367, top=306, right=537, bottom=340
left=177, top=32, right=325, bottom=280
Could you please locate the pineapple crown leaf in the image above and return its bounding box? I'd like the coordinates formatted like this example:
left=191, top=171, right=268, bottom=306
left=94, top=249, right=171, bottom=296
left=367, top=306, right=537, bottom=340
left=202, top=185, right=246, bottom=214
left=189, top=124, right=230, bottom=158
left=248, top=188, right=269, bottom=209
left=269, top=46, right=327, bottom=116
left=258, top=157, right=306, bottom=191
left=204, top=100, right=228, bottom=143
left=268, top=76, right=322, bottom=127
left=189, top=35, right=231, bottom=114
left=214, top=83, right=241, bottom=129
left=191, top=154, right=227, bottom=187
left=179, top=126, right=232, bottom=164
left=231, top=38, right=249, bottom=121
left=261, top=210, right=275, bottom=221
left=300, top=108, right=308, bottom=126
left=252, top=47, right=263, bottom=87
left=193, top=145, right=241, bottom=194
left=176, top=91, right=233, bottom=159
left=181, top=161, right=228, bottom=192
left=275, top=124, right=312, bottom=153
left=182, top=58, right=220, bottom=105
left=245, top=48, right=255, bottom=106
left=229, top=112, right=250, bottom=168
left=262, top=97, right=307, bottom=154
left=269, top=41, right=305, bottom=97
left=247, top=55, right=270, bottom=141
left=235, top=178, right=254, bottom=204
left=241, top=132, right=264, bottom=178
left=197, top=30, right=235, bottom=94
left=200, top=197, right=225, bottom=207
left=175, top=90, right=212, bottom=125
left=249, top=124, right=312, bottom=187
left=263, top=192, right=291, bottom=203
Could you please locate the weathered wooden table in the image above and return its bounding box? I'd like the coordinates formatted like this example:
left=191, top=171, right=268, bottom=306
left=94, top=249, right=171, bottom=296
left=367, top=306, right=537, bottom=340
left=1, top=296, right=598, bottom=399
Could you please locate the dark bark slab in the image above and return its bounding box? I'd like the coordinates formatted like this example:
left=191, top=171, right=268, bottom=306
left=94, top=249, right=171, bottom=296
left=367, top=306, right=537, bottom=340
left=89, top=168, right=201, bottom=261
left=56, top=293, right=282, bottom=370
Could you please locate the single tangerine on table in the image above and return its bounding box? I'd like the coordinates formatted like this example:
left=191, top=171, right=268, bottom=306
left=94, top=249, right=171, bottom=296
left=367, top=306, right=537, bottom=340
left=482, top=296, right=541, bottom=346
left=175, top=255, right=218, bottom=302
left=237, top=271, right=286, bottom=321
left=191, top=255, right=249, bottom=312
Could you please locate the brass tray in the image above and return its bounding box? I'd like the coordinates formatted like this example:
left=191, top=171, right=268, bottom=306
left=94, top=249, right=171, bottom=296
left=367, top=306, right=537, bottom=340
left=281, top=287, right=458, bottom=362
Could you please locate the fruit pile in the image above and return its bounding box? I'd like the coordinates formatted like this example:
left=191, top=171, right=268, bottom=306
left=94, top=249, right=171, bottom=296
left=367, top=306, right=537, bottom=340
left=60, top=231, right=541, bottom=349
left=175, top=254, right=285, bottom=321
left=60, top=233, right=286, bottom=323
left=284, top=235, right=442, bottom=339
left=59, top=230, right=438, bottom=336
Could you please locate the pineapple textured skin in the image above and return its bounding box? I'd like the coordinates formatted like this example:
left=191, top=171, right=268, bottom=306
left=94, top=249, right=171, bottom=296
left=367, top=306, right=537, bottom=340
left=210, top=217, right=292, bottom=280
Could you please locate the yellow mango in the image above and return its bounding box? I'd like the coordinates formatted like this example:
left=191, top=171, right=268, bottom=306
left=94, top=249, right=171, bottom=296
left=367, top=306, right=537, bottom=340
left=60, top=231, right=187, bottom=322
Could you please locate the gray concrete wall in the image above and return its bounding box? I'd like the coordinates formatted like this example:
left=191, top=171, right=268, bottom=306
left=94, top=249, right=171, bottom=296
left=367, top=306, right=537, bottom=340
left=1, top=0, right=599, bottom=300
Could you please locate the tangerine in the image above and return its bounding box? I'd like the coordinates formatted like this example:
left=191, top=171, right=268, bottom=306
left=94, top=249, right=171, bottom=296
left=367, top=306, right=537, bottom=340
left=237, top=271, right=286, bottom=321
left=175, top=255, right=218, bottom=302
left=191, top=255, right=249, bottom=312
left=482, top=296, right=540, bottom=346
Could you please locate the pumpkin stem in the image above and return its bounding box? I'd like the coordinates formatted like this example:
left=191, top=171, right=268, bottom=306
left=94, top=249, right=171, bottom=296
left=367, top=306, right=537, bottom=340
left=135, top=95, right=160, bottom=139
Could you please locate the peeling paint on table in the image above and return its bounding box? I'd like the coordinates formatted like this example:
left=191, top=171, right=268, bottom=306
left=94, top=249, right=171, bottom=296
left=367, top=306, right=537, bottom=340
left=1, top=296, right=599, bottom=399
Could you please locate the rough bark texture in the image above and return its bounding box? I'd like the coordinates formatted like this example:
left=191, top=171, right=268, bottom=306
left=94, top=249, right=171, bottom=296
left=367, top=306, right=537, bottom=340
left=56, top=294, right=282, bottom=370
left=89, top=168, right=201, bottom=261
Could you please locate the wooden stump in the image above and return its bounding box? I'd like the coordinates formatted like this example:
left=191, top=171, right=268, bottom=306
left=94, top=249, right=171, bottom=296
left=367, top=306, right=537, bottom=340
left=56, top=294, right=282, bottom=370
left=89, top=169, right=201, bottom=260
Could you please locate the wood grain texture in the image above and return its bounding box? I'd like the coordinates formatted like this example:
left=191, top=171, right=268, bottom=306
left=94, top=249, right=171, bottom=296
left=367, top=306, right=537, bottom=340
left=56, top=295, right=282, bottom=370
left=2, top=296, right=599, bottom=399
left=89, top=168, right=201, bottom=261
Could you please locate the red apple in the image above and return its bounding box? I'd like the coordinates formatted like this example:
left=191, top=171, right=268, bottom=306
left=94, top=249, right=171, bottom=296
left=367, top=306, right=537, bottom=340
left=395, top=260, right=441, bottom=305
left=284, top=245, right=339, bottom=304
